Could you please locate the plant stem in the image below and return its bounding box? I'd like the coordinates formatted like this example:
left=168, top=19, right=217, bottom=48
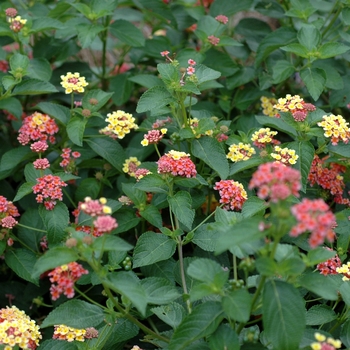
left=74, top=286, right=110, bottom=312
left=17, top=223, right=46, bottom=233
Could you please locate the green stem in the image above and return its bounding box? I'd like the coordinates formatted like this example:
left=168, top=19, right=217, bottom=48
left=101, top=17, right=110, bottom=91
left=154, top=144, right=162, bottom=158
left=74, top=286, right=110, bottom=312
left=11, top=234, right=37, bottom=254
left=233, top=254, right=238, bottom=281
left=71, top=92, right=75, bottom=111
left=17, top=223, right=46, bottom=233
left=322, top=2, right=342, bottom=37
left=63, top=188, right=76, bottom=208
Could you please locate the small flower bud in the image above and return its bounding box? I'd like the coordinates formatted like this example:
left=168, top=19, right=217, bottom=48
left=82, top=236, right=93, bottom=245
left=66, top=238, right=77, bottom=248
left=82, top=109, right=91, bottom=117
left=5, top=8, right=17, bottom=17
left=89, top=98, right=98, bottom=105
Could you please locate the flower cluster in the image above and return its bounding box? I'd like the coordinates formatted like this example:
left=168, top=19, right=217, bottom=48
left=141, top=129, right=167, bottom=146
left=290, top=198, right=336, bottom=248
left=189, top=118, right=213, bottom=138
left=226, top=143, right=255, bottom=162
left=135, top=168, right=152, bottom=181
left=60, top=72, right=88, bottom=94
left=123, top=157, right=141, bottom=177
left=311, top=332, right=341, bottom=350
left=270, top=146, right=298, bottom=165
left=100, top=110, right=138, bottom=139
left=260, top=96, right=278, bottom=117
left=157, top=150, right=197, bottom=178
left=317, top=114, right=350, bottom=145
left=336, top=262, right=350, bottom=281
left=308, top=155, right=349, bottom=206
left=273, top=94, right=316, bottom=121
left=152, top=117, right=172, bottom=129
left=8, top=16, right=27, bottom=32
left=48, top=262, right=89, bottom=300
left=30, top=141, right=49, bottom=153
left=33, top=158, right=50, bottom=170
left=251, top=128, right=280, bottom=149
left=214, top=180, right=247, bottom=211
left=215, top=15, right=228, bottom=24
left=0, top=196, right=20, bottom=229
left=249, top=162, right=301, bottom=202
left=53, top=325, right=98, bottom=342
left=208, top=35, right=220, bottom=46
left=60, top=148, right=81, bottom=172
left=0, top=305, right=42, bottom=349
left=0, top=60, right=9, bottom=73
left=18, top=112, right=59, bottom=145
left=32, top=175, right=67, bottom=210
left=186, top=58, right=196, bottom=75
left=317, top=250, right=341, bottom=276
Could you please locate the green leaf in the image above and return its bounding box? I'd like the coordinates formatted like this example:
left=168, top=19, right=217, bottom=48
left=141, top=259, right=176, bottom=283
left=13, top=182, right=35, bottom=202
left=208, top=324, right=240, bottom=350
left=39, top=201, right=69, bottom=245
left=32, top=247, right=79, bottom=280
left=25, top=163, right=51, bottom=183
left=328, top=143, right=350, bottom=157
left=67, top=116, right=87, bottom=146
left=287, top=140, right=314, bottom=192
left=272, top=60, right=295, bottom=84
left=263, top=280, right=305, bottom=350
left=319, top=42, right=350, bottom=59
left=0, top=146, right=31, bottom=173
left=135, top=174, right=168, bottom=193
left=195, top=64, right=221, bottom=84
left=128, top=74, right=163, bottom=88
left=341, top=319, right=350, bottom=348
left=10, top=53, right=29, bottom=74
left=110, top=74, right=133, bottom=105
left=157, top=63, right=179, bottom=86
left=168, top=191, right=195, bottom=230
left=5, top=249, right=38, bottom=285
left=76, top=23, right=104, bottom=48
left=41, top=300, right=104, bottom=328
left=86, top=137, right=125, bottom=172
left=2, top=75, right=17, bottom=90
left=27, top=58, right=52, bottom=81
left=300, top=67, right=326, bottom=101
left=141, top=277, right=181, bottom=304
left=285, top=0, right=317, bottom=19
left=82, top=89, right=113, bottom=113
left=222, top=289, right=252, bottom=323
left=31, top=17, right=63, bottom=32
left=133, top=231, right=177, bottom=268
left=140, top=204, right=163, bottom=229
left=339, top=282, right=350, bottom=307
left=110, top=19, right=145, bottom=47
left=36, top=102, right=70, bottom=125
left=192, top=137, right=229, bottom=179
left=0, top=97, right=22, bottom=119
left=107, top=271, right=148, bottom=315
left=255, top=115, right=297, bottom=138
left=192, top=224, right=217, bottom=252
left=210, top=0, right=254, bottom=16
left=12, top=79, right=58, bottom=95
left=168, top=301, right=224, bottom=350
left=92, top=235, right=133, bottom=252
left=306, top=305, right=337, bottom=325
left=39, top=340, right=78, bottom=350
left=136, top=85, right=176, bottom=113
left=242, top=196, right=267, bottom=218
left=306, top=247, right=336, bottom=266
left=229, top=158, right=263, bottom=176
left=281, top=43, right=309, bottom=58
left=122, top=183, right=146, bottom=208
left=297, top=24, right=320, bottom=51
left=70, top=2, right=92, bottom=17
left=151, top=302, right=186, bottom=329
left=226, top=67, right=256, bottom=90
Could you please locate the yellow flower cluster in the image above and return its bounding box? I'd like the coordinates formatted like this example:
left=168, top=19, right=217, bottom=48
left=123, top=157, right=141, bottom=177
left=317, top=114, right=350, bottom=145
left=167, top=150, right=190, bottom=160
left=53, top=325, right=86, bottom=342
left=0, top=306, right=42, bottom=350
left=260, top=96, right=278, bottom=117
left=271, top=146, right=298, bottom=165
left=273, top=94, right=304, bottom=112
left=311, top=332, right=341, bottom=350
left=100, top=110, right=138, bottom=139
left=226, top=143, right=255, bottom=162
left=251, top=128, right=278, bottom=144
left=8, top=15, right=27, bottom=25
left=336, top=262, right=350, bottom=281
left=60, top=72, right=89, bottom=94
left=189, top=118, right=213, bottom=138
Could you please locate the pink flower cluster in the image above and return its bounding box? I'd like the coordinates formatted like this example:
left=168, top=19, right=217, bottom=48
left=30, top=141, right=49, bottom=153
left=60, top=148, right=81, bottom=172
left=290, top=198, right=337, bottom=248
left=214, top=180, right=247, bottom=211
left=215, top=15, right=228, bottom=24
left=248, top=162, right=301, bottom=202
left=33, top=158, right=50, bottom=170
left=48, top=262, right=89, bottom=300
left=32, top=175, right=67, bottom=210
left=0, top=195, right=20, bottom=229
left=141, top=129, right=166, bottom=146
left=18, top=112, right=59, bottom=145
left=152, top=117, right=172, bottom=129
left=157, top=150, right=197, bottom=178
left=208, top=35, right=220, bottom=46
left=187, top=58, right=196, bottom=75
left=317, top=249, right=341, bottom=275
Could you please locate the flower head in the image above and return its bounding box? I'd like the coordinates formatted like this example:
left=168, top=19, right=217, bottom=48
left=53, top=325, right=87, bottom=342
left=30, top=141, right=49, bottom=153
left=311, top=332, right=341, bottom=350
left=270, top=146, right=298, bottom=165
left=249, top=162, right=301, bottom=202
left=135, top=168, right=152, bottom=181
left=0, top=196, right=20, bottom=230
left=33, top=158, right=50, bottom=170
left=227, top=143, right=255, bottom=162
left=251, top=128, right=280, bottom=149
left=290, top=198, right=336, bottom=248
left=141, top=129, right=167, bottom=146
left=0, top=305, right=42, bottom=349
left=317, top=249, right=341, bottom=276
left=214, top=180, right=247, bottom=211
left=208, top=35, right=220, bottom=46
left=215, top=15, right=228, bottom=24
left=5, top=8, right=17, bottom=17
left=100, top=110, right=138, bottom=139
left=336, top=262, right=350, bottom=281
left=60, top=148, right=81, bottom=173
left=60, top=72, right=89, bottom=94
left=79, top=197, right=111, bottom=217
left=158, top=150, right=197, bottom=178
left=123, top=157, right=141, bottom=177
left=317, top=114, right=350, bottom=145
left=93, top=215, right=118, bottom=235
left=8, top=15, right=27, bottom=32
left=260, top=96, right=278, bottom=117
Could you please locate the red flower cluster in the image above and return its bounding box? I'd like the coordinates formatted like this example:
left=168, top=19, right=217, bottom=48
left=308, top=155, right=349, bottom=206
left=317, top=249, right=341, bottom=275
left=17, top=112, right=59, bottom=145
left=0, top=60, right=8, bottom=73
left=141, top=129, right=166, bottom=146
left=32, top=175, right=67, bottom=210
left=60, top=148, right=81, bottom=172
left=0, top=195, right=20, bottom=229
left=157, top=150, right=197, bottom=178
left=48, top=262, right=89, bottom=300
left=248, top=162, right=301, bottom=202
left=214, top=180, right=247, bottom=211
left=290, top=198, right=337, bottom=248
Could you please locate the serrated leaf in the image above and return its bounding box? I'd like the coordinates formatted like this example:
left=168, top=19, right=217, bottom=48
left=297, top=24, right=320, bottom=51
left=210, top=0, right=254, bottom=16
left=157, top=63, right=179, bottom=85
left=192, top=137, right=229, bottom=179
left=39, top=201, right=69, bottom=245
left=281, top=43, right=309, bottom=57
left=13, top=182, right=35, bottom=202
left=341, top=319, right=350, bottom=348
left=0, top=97, right=23, bottom=119
left=31, top=17, right=63, bottom=32
left=187, top=258, right=228, bottom=285
left=229, top=157, right=263, bottom=176
left=141, top=277, right=181, bottom=304
left=5, top=249, right=38, bottom=285
left=0, top=146, right=31, bottom=172
left=300, top=67, right=326, bottom=101
left=168, top=301, right=224, bottom=350
left=255, top=115, right=297, bottom=137
left=76, top=23, right=104, bottom=48
left=128, top=74, right=163, bottom=88
left=133, top=231, right=176, bottom=268
left=135, top=174, right=168, bottom=193
left=136, top=85, right=176, bottom=113
left=10, top=53, right=29, bottom=73
left=110, top=73, right=134, bottom=105
left=195, top=64, right=221, bottom=84
left=222, top=289, right=252, bottom=323
left=226, top=67, right=255, bottom=90
left=41, top=300, right=104, bottom=328
left=242, top=196, right=267, bottom=218
left=27, top=58, right=52, bottom=81
left=82, top=89, right=113, bottom=112
left=272, top=60, right=296, bottom=84
left=86, top=137, right=125, bottom=172
left=208, top=324, right=240, bottom=350
left=12, top=79, right=58, bottom=95
left=168, top=191, right=194, bottom=230
left=36, top=102, right=70, bottom=125
left=92, top=235, right=133, bottom=252
left=307, top=247, right=336, bottom=266
left=110, top=19, right=145, bottom=47
left=328, top=143, right=350, bottom=157
left=192, top=224, right=217, bottom=252
left=67, top=116, right=87, bottom=146
left=39, top=340, right=78, bottom=350
left=263, top=280, right=305, bottom=350
left=151, top=302, right=186, bottom=329
left=340, top=282, right=350, bottom=307
left=319, top=42, right=350, bottom=59
left=140, top=204, right=163, bottom=229
left=305, top=305, right=337, bottom=325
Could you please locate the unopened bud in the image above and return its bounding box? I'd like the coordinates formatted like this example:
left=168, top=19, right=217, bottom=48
left=82, top=109, right=91, bottom=117
left=66, top=238, right=77, bottom=248
left=5, top=8, right=17, bottom=17
left=89, top=98, right=98, bottom=105
left=82, top=236, right=93, bottom=245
